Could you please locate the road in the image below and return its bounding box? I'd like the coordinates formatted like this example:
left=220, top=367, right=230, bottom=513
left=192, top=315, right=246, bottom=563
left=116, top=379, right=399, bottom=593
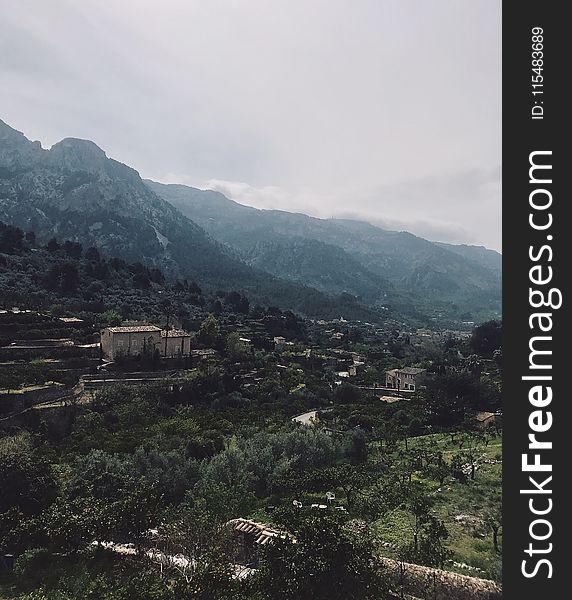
left=291, top=410, right=318, bottom=426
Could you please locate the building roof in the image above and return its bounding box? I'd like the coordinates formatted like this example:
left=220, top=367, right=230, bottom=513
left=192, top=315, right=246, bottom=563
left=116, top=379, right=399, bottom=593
left=475, top=411, right=496, bottom=422
left=379, top=395, right=404, bottom=403
left=396, top=367, right=427, bottom=375
left=106, top=325, right=161, bottom=333
left=228, top=518, right=286, bottom=545
left=160, top=329, right=191, bottom=337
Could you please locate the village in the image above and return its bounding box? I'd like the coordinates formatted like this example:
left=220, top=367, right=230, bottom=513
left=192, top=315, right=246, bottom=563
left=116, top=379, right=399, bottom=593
left=1, top=306, right=496, bottom=428
left=1, top=287, right=502, bottom=599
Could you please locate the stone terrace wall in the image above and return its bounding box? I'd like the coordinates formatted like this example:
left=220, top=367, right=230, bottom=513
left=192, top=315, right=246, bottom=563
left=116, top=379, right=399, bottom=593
left=380, top=557, right=501, bottom=600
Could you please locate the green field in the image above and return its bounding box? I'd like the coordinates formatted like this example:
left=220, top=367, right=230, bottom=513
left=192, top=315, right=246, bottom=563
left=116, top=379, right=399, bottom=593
left=371, top=433, right=502, bottom=578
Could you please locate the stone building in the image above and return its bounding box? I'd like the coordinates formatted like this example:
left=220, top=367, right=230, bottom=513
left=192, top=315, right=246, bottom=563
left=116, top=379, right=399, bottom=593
left=101, top=325, right=192, bottom=360
left=385, top=367, right=427, bottom=392
left=101, top=325, right=162, bottom=360
left=160, top=329, right=193, bottom=358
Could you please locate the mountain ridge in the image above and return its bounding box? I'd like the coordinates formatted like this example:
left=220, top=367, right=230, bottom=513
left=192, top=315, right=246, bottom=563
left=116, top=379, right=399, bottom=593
left=146, top=180, right=501, bottom=320
left=0, top=118, right=382, bottom=321
left=0, top=118, right=500, bottom=322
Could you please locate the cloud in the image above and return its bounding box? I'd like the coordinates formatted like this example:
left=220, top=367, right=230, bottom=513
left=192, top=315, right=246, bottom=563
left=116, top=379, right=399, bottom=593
left=154, top=164, right=501, bottom=251
left=0, top=0, right=501, bottom=249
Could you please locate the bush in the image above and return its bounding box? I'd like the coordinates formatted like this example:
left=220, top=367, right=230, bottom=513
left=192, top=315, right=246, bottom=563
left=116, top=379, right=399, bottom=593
left=14, top=547, right=52, bottom=579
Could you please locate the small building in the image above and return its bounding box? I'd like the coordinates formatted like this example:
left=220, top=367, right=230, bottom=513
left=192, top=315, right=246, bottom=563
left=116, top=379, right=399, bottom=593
left=101, top=325, right=161, bottom=360
left=351, top=353, right=366, bottom=365
left=161, top=329, right=192, bottom=358
left=385, top=367, right=427, bottom=392
left=191, top=348, right=218, bottom=362
left=474, top=411, right=496, bottom=430
left=58, top=317, right=85, bottom=325
left=228, top=518, right=286, bottom=568
left=379, top=395, right=405, bottom=404
left=274, top=336, right=287, bottom=352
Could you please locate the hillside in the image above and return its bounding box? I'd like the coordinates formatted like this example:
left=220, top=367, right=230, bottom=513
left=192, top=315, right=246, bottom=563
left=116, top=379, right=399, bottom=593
left=0, top=119, right=380, bottom=321
left=435, top=242, right=502, bottom=273
left=147, top=181, right=502, bottom=320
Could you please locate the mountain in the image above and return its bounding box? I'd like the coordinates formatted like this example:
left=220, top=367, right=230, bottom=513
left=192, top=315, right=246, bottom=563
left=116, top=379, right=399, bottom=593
left=435, top=242, right=502, bottom=274
left=0, top=119, right=380, bottom=320
left=0, top=117, right=500, bottom=322
left=147, top=181, right=501, bottom=319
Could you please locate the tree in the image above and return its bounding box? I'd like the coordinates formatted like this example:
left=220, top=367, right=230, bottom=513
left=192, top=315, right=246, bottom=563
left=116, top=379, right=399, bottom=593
left=226, top=332, right=251, bottom=362
left=426, top=452, right=450, bottom=487
left=85, top=246, right=101, bottom=262
left=399, top=515, right=452, bottom=569
left=224, top=291, right=250, bottom=314
left=482, top=493, right=502, bottom=553
left=465, top=354, right=484, bottom=379
left=60, top=263, right=79, bottom=294
left=423, top=373, right=481, bottom=428
left=133, top=271, right=151, bottom=289
left=46, top=237, right=60, bottom=252
left=457, top=431, right=484, bottom=480
left=154, top=481, right=254, bottom=586
left=0, top=222, right=24, bottom=252
left=100, top=309, right=122, bottom=327
left=42, top=265, right=61, bottom=291
left=470, top=320, right=502, bottom=357
left=197, top=315, right=221, bottom=348
left=63, top=240, right=82, bottom=259
left=0, top=434, right=57, bottom=516
left=347, top=429, right=369, bottom=464
left=251, top=510, right=390, bottom=600
left=399, top=483, right=451, bottom=568
left=334, top=382, right=362, bottom=404
left=305, top=464, right=370, bottom=508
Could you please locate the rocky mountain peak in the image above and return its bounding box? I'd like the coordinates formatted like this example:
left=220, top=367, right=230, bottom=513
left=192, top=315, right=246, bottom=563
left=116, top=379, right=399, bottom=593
left=48, top=137, right=108, bottom=173
left=0, top=119, right=44, bottom=168
left=0, top=118, right=27, bottom=142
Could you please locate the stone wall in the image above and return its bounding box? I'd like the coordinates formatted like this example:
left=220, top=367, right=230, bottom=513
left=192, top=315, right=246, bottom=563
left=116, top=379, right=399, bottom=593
left=380, top=557, right=501, bottom=600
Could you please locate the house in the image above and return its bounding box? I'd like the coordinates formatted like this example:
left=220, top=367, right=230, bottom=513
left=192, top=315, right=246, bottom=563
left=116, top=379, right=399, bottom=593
left=191, top=348, right=218, bottom=362
left=101, top=325, right=162, bottom=360
left=474, top=411, right=496, bottom=430
left=351, top=352, right=366, bottom=365
left=379, top=395, right=404, bottom=404
left=228, top=518, right=286, bottom=568
left=385, top=367, right=427, bottom=392
left=161, top=329, right=193, bottom=358
left=273, top=336, right=286, bottom=352
left=101, top=325, right=193, bottom=360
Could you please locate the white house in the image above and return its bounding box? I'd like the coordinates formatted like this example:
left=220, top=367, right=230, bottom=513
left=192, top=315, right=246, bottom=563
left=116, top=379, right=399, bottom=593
left=385, top=367, right=427, bottom=392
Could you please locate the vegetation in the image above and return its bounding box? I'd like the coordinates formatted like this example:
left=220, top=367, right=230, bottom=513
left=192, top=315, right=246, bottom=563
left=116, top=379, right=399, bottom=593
left=0, top=224, right=502, bottom=599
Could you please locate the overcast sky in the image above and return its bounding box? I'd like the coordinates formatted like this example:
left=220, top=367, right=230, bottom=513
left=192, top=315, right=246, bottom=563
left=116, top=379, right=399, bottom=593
left=0, top=0, right=501, bottom=250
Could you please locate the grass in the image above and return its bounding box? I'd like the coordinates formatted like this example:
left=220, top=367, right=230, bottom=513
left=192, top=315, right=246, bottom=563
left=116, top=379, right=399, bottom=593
left=370, top=432, right=502, bottom=578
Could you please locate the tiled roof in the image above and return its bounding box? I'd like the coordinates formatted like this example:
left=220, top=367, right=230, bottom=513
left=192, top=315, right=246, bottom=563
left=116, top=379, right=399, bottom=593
left=475, top=411, right=496, bottom=421
left=397, top=367, right=426, bottom=375
left=228, top=518, right=286, bottom=545
left=161, top=329, right=192, bottom=337
left=106, top=325, right=161, bottom=333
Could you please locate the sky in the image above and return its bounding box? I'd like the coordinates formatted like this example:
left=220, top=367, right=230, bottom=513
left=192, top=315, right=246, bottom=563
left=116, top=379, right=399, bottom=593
left=0, top=0, right=501, bottom=251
